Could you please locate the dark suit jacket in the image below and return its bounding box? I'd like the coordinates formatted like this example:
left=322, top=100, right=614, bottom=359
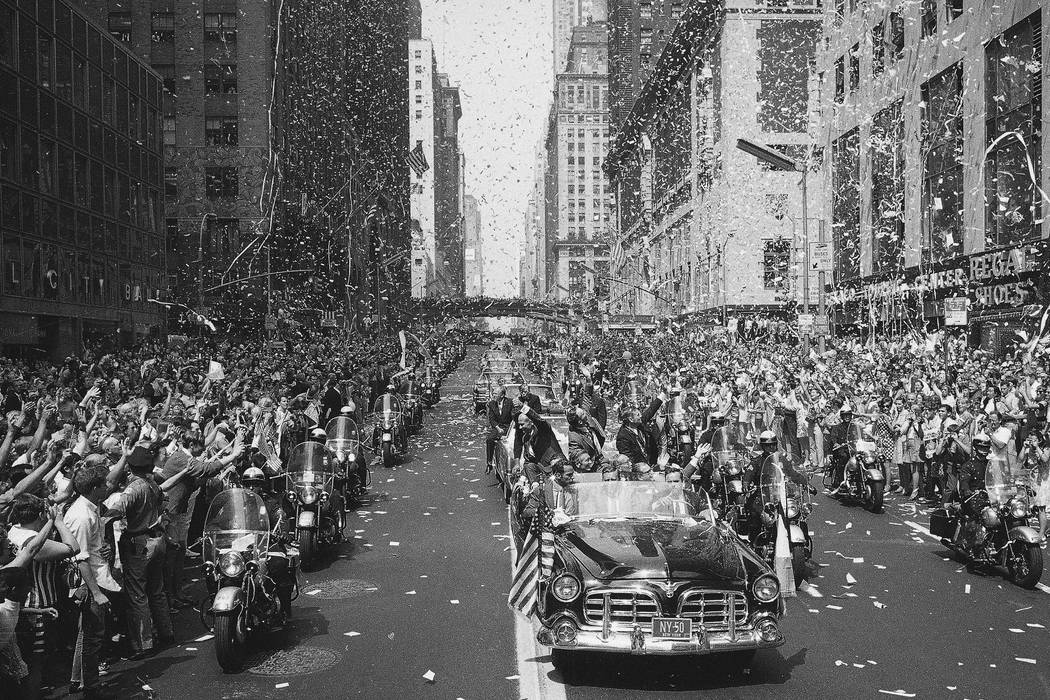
left=514, top=406, right=566, bottom=468
left=615, top=398, right=662, bottom=465
left=321, top=386, right=344, bottom=424
left=486, top=397, right=513, bottom=438
left=590, top=397, right=608, bottom=430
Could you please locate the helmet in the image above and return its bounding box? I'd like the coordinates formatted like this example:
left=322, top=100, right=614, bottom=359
left=759, top=430, right=778, bottom=447
left=709, top=412, right=726, bottom=426
left=972, top=433, right=991, bottom=450
left=311, top=428, right=328, bottom=440
left=340, top=404, right=355, bottom=416
left=242, top=467, right=267, bottom=488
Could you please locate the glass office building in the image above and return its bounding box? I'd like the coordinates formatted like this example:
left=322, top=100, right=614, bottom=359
left=0, top=0, right=166, bottom=358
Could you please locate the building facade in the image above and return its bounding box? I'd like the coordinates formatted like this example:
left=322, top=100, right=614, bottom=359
left=71, top=0, right=419, bottom=330
left=608, top=0, right=687, bottom=138
left=434, top=77, right=464, bottom=298
left=605, top=0, right=821, bottom=323
left=409, top=38, right=439, bottom=298
left=814, top=0, right=1047, bottom=351
left=463, top=193, right=482, bottom=296
left=545, top=22, right=612, bottom=309
left=554, top=0, right=608, bottom=75
left=0, top=0, right=167, bottom=357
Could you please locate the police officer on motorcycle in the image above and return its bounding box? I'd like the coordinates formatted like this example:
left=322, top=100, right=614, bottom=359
left=242, top=466, right=297, bottom=619
left=744, top=431, right=814, bottom=542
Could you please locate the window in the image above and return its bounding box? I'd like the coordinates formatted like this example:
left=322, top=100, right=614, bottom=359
left=947, top=0, right=963, bottom=22
left=834, top=56, right=845, bottom=102
left=204, top=166, right=237, bottom=199
left=164, top=166, right=177, bottom=201
left=153, top=64, right=175, bottom=96
left=151, top=12, right=174, bottom=44
left=204, top=14, right=237, bottom=44
left=889, top=10, right=904, bottom=61
left=414, top=64, right=422, bottom=74
left=163, top=115, right=175, bottom=146
left=848, top=44, right=860, bottom=92
left=213, top=218, right=239, bottom=254
left=920, top=63, right=964, bottom=262
left=0, top=5, right=14, bottom=68
left=414, top=80, right=422, bottom=90
left=204, top=64, right=237, bottom=94
left=921, top=0, right=937, bottom=39
left=670, top=2, right=684, bottom=21
left=413, top=50, right=422, bottom=60
left=871, top=100, right=905, bottom=272
left=832, top=128, right=860, bottom=280
left=414, top=110, right=422, bottom=120
left=763, top=239, right=790, bottom=290
left=414, top=94, right=422, bottom=104
left=871, top=21, right=885, bottom=76
left=984, top=13, right=1042, bottom=247
left=640, top=28, right=653, bottom=53
left=108, top=13, right=131, bottom=44
left=640, top=2, right=652, bottom=21
left=204, top=116, right=237, bottom=146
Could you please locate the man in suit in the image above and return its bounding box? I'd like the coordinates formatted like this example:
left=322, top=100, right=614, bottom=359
left=568, top=407, right=605, bottom=472
left=485, top=383, right=513, bottom=473
left=521, top=459, right=578, bottom=522
left=615, top=391, right=665, bottom=470
left=516, top=404, right=568, bottom=486
left=320, top=374, right=344, bottom=425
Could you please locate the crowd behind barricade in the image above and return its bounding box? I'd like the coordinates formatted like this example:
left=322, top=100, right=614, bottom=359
left=0, top=324, right=457, bottom=699
left=518, top=325, right=1050, bottom=542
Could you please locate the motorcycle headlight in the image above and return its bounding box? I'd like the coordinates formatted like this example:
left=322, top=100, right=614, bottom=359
left=752, top=574, right=780, bottom=603
left=862, top=453, right=875, bottom=465
left=727, top=463, right=742, bottom=476
left=1008, top=497, right=1028, bottom=519
left=218, top=551, right=245, bottom=578
left=347, top=453, right=356, bottom=462
left=551, top=574, right=581, bottom=602
left=785, top=498, right=799, bottom=520
left=677, top=421, right=689, bottom=432
left=980, top=506, right=1000, bottom=529
left=300, top=485, right=319, bottom=505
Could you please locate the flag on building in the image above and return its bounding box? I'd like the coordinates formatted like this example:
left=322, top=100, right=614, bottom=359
left=609, top=238, right=627, bottom=275
left=406, top=141, right=429, bottom=177
left=507, top=503, right=555, bottom=617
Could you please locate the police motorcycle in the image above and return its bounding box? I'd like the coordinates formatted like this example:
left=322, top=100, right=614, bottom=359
left=709, top=425, right=748, bottom=533
left=662, top=391, right=696, bottom=466
left=401, top=377, right=425, bottom=434
left=203, top=487, right=296, bottom=672
left=371, top=392, right=407, bottom=469
left=621, top=377, right=649, bottom=412
left=421, top=365, right=441, bottom=408
left=829, top=419, right=886, bottom=513
left=325, top=416, right=369, bottom=505
left=933, top=455, right=1044, bottom=589
left=753, top=453, right=811, bottom=588
left=284, top=442, right=343, bottom=566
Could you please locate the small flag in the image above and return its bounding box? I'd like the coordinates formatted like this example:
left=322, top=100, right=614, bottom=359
left=609, top=238, right=627, bottom=275
left=406, top=141, right=429, bottom=177
left=507, top=504, right=554, bottom=617
left=207, top=360, right=225, bottom=381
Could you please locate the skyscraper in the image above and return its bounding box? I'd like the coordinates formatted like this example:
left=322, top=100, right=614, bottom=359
left=553, top=0, right=607, bottom=75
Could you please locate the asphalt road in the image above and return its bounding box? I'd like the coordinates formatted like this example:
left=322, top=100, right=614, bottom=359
left=84, top=346, right=1050, bottom=700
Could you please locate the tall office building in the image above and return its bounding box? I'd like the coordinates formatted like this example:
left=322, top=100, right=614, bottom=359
left=435, top=76, right=464, bottom=298
left=608, top=0, right=686, bottom=137
left=71, top=0, right=419, bottom=327
left=463, top=194, right=483, bottom=297
left=0, top=0, right=167, bottom=357
left=545, top=22, right=611, bottom=306
left=553, top=0, right=607, bottom=75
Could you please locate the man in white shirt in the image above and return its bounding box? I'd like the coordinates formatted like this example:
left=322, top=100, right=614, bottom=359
left=64, top=464, right=121, bottom=699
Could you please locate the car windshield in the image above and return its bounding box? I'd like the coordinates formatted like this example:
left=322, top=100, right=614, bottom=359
left=531, top=385, right=557, bottom=401
left=570, top=481, right=704, bottom=520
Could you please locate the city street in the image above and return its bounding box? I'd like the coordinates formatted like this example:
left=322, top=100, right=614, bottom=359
left=92, top=348, right=1050, bottom=700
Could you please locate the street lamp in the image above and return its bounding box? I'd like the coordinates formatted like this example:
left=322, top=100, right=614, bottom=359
left=735, top=138, right=826, bottom=352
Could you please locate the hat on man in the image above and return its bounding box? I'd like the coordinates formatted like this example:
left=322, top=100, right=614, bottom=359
left=127, top=445, right=156, bottom=469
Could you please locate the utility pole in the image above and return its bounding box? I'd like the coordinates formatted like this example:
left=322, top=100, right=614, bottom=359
left=818, top=219, right=827, bottom=354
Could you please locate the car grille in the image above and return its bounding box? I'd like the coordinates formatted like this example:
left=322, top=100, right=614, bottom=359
left=677, top=590, right=748, bottom=631
left=583, top=590, right=661, bottom=628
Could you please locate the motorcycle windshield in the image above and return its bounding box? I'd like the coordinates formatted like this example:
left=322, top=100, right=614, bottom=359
left=203, top=488, right=270, bottom=564
left=286, top=442, right=336, bottom=486
left=712, top=450, right=743, bottom=475
left=666, top=396, right=688, bottom=423
left=325, top=417, right=361, bottom=452
left=985, top=454, right=1018, bottom=504
left=374, top=394, right=403, bottom=421
left=401, top=381, right=420, bottom=400
left=623, top=382, right=645, bottom=407
left=847, top=420, right=870, bottom=447
left=759, top=455, right=788, bottom=511
left=710, top=427, right=736, bottom=452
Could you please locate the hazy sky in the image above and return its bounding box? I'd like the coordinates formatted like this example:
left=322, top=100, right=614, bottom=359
left=421, top=0, right=553, bottom=298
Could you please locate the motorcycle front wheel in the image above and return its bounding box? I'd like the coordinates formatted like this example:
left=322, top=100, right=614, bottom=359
left=382, top=443, right=395, bottom=469
left=215, top=611, right=247, bottom=672
left=791, top=544, right=807, bottom=588
left=298, top=529, right=317, bottom=565
left=1006, top=541, right=1044, bottom=589
left=865, top=481, right=885, bottom=513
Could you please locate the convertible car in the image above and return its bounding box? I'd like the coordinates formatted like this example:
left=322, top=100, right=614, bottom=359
left=511, top=473, right=785, bottom=674
left=472, top=369, right=524, bottom=413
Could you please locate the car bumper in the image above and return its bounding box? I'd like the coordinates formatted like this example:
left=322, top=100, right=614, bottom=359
left=536, top=620, right=784, bottom=656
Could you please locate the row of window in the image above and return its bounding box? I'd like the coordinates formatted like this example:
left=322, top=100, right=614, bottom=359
left=564, top=227, right=606, bottom=241
left=108, top=12, right=237, bottom=46
left=567, top=183, right=603, bottom=195
left=565, top=156, right=603, bottom=167
left=162, top=167, right=239, bottom=201
left=559, top=83, right=608, bottom=110
left=151, top=63, right=238, bottom=97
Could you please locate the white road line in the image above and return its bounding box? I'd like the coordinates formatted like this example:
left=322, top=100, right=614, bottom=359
left=1037, top=583, right=1050, bottom=595
left=508, top=506, right=567, bottom=700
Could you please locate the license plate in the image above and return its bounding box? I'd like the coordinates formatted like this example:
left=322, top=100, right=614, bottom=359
left=651, top=617, right=692, bottom=640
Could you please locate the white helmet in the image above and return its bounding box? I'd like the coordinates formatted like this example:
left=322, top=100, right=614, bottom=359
left=340, top=404, right=356, bottom=416
left=242, top=467, right=266, bottom=487
left=759, top=430, right=778, bottom=447
left=311, top=428, right=328, bottom=440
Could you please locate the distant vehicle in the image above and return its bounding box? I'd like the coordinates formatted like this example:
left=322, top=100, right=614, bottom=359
left=527, top=383, right=564, bottom=415
left=473, top=370, right=523, bottom=413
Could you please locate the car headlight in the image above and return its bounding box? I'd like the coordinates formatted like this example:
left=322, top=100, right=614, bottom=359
left=1008, top=498, right=1028, bottom=519
left=218, top=551, right=245, bottom=578
left=980, top=506, right=1000, bottom=529
left=300, top=486, right=319, bottom=505
left=752, top=574, right=780, bottom=603
left=785, top=498, right=799, bottom=520
left=551, top=574, right=580, bottom=602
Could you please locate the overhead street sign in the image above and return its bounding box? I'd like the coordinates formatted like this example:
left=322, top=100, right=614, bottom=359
left=944, top=297, right=968, bottom=326
left=798, top=313, right=814, bottom=332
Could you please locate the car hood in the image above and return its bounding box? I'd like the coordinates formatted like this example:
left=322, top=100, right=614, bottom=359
left=559, top=519, right=758, bottom=583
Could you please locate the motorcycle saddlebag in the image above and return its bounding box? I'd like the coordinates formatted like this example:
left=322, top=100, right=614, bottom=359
left=929, top=508, right=956, bottom=539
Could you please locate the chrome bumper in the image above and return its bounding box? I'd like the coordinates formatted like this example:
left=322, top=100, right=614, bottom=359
left=536, top=621, right=784, bottom=656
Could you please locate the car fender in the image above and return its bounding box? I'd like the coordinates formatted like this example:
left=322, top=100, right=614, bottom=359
left=210, top=586, right=243, bottom=613
left=297, top=510, right=317, bottom=528
left=1008, top=526, right=1041, bottom=544
left=864, top=468, right=885, bottom=483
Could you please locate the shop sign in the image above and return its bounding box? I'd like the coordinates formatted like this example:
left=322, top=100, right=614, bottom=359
left=797, top=313, right=814, bottom=332
left=943, top=297, right=968, bottom=326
